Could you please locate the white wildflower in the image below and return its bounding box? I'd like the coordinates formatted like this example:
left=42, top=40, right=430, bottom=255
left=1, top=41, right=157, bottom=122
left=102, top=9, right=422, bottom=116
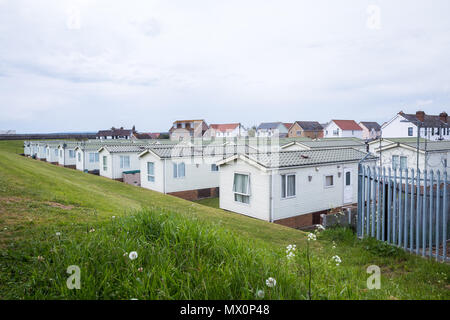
left=256, top=290, right=265, bottom=298
left=332, top=255, right=342, bottom=266
left=307, top=233, right=317, bottom=241
left=55, top=232, right=61, bottom=236
left=89, top=228, right=95, bottom=233
left=265, top=277, right=276, bottom=288
left=129, top=251, right=138, bottom=260
left=138, top=267, right=143, bottom=272
left=286, top=244, right=297, bottom=259
left=316, top=224, right=325, bottom=231
left=123, top=252, right=128, bottom=257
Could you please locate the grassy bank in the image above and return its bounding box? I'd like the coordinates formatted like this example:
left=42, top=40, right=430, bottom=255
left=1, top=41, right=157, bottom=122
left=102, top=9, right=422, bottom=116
left=0, top=140, right=448, bottom=299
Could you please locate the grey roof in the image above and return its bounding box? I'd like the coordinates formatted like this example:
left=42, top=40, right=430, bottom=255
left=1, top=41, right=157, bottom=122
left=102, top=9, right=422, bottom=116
left=100, top=145, right=150, bottom=153
left=244, top=148, right=377, bottom=169
left=257, top=122, right=283, bottom=130
left=295, top=121, right=323, bottom=131
left=360, top=122, right=381, bottom=131
left=400, top=112, right=449, bottom=127
left=401, top=141, right=450, bottom=152
left=295, top=140, right=365, bottom=149
left=145, top=144, right=256, bottom=158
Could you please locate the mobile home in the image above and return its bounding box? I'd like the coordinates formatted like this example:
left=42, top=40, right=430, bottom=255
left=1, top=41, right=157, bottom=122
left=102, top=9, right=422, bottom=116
left=217, top=148, right=376, bottom=228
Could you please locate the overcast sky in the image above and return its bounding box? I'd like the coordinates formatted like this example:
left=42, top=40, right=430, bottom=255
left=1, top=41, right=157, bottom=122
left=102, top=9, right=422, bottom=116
left=1, top=0, right=449, bottom=133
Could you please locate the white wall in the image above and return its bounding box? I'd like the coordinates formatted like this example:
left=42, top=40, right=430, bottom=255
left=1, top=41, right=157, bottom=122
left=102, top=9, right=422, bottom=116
left=256, top=124, right=288, bottom=137
left=272, top=163, right=360, bottom=220
left=46, top=146, right=59, bottom=163
left=99, top=150, right=140, bottom=180
left=382, top=115, right=417, bottom=139
left=219, top=158, right=377, bottom=223
left=324, top=121, right=363, bottom=138
left=57, top=146, right=77, bottom=166
left=219, top=159, right=271, bottom=221
left=374, top=146, right=449, bottom=174
left=140, top=152, right=221, bottom=193
left=76, top=150, right=100, bottom=172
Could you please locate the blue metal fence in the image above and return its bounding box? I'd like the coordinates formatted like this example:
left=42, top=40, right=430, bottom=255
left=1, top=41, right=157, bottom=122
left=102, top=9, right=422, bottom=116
left=357, top=165, right=449, bottom=262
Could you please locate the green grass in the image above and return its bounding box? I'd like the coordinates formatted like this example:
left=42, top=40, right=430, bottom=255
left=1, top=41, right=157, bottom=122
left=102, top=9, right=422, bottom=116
left=0, top=140, right=449, bottom=299
left=194, top=197, right=220, bottom=209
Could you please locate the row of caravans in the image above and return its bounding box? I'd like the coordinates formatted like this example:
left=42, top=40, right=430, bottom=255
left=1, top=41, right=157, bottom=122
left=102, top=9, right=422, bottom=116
left=23, top=138, right=376, bottom=228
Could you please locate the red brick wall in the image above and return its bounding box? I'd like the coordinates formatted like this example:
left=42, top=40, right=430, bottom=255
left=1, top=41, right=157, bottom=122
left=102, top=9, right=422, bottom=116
left=123, top=172, right=141, bottom=187
left=168, top=187, right=219, bottom=201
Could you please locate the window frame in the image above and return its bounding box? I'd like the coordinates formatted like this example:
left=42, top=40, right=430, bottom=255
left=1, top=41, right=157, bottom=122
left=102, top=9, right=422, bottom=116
left=392, top=155, right=400, bottom=170
left=407, top=127, right=413, bottom=136
left=120, top=155, right=131, bottom=169
left=324, top=174, right=335, bottom=188
left=233, top=172, right=251, bottom=204
left=281, top=173, right=296, bottom=199
left=173, top=162, right=186, bottom=179
left=147, top=162, right=155, bottom=182
left=102, top=156, right=107, bottom=171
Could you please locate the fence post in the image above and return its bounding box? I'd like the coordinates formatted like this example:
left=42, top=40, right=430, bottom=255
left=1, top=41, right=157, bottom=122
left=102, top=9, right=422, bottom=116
left=436, top=171, right=441, bottom=261
left=357, top=164, right=363, bottom=238
left=422, top=169, right=427, bottom=257
left=429, top=170, right=434, bottom=258
left=410, top=169, right=415, bottom=253
left=416, top=169, right=421, bottom=255
left=367, top=167, right=371, bottom=237
left=404, top=168, right=409, bottom=250
left=382, top=167, right=387, bottom=241
left=377, top=166, right=382, bottom=240
left=443, top=171, right=447, bottom=262
left=387, top=167, right=392, bottom=243
left=399, top=168, right=403, bottom=247
left=371, top=165, right=376, bottom=237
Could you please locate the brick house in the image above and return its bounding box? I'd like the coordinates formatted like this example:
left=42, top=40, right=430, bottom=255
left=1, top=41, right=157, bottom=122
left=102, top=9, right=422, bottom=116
left=169, top=120, right=209, bottom=141
left=288, top=121, right=324, bottom=138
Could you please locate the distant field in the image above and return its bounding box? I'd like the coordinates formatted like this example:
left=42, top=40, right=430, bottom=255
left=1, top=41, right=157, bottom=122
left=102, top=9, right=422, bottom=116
left=0, top=140, right=448, bottom=299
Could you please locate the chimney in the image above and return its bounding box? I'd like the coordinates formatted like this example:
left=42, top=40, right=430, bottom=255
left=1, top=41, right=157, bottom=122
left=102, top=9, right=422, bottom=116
left=439, top=112, right=448, bottom=123
left=416, top=111, right=425, bottom=122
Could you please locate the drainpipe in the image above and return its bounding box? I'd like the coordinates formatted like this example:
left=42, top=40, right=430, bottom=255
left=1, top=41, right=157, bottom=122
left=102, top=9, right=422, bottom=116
left=269, top=169, right=274, bottom=223
left=163, top=158, right=167, bottom=194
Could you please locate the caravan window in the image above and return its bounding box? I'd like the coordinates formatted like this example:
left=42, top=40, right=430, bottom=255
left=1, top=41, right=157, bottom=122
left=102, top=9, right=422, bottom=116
left=173, top=162, right=185, bottom=178
left=120, top=155, right=130, bottom=169
left=147, top=162, right=155, bottom=182
left=281, top=174, right=296, bottom=198
left=233, top=173, right=250, bottom=204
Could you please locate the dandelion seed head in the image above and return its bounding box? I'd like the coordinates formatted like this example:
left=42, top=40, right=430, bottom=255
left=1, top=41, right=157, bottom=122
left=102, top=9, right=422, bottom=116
left=256, top=290, right=265, bottom=298
left=129, top=251, right=138, bottom=260
left=265, top=277, right=276, bottom=288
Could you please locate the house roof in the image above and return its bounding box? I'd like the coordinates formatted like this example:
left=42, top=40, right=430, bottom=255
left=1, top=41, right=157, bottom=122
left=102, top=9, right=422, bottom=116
left=139, top=144, right=257, bottom=159
left=173, top=119, right=206, bottom=124
left=98, top=145, right=150, bottom=154
left=401, top=141, right=450, bottom=152
left=332, top=120, right=363, bottom=131
left=283, top=123, right=294, bottom=130
left=218, top=148, right=376, bottom=169
left=399, top=112, right=450, bottom=127
left=97, top=128, right=133, bottom=137
left=257, top=122, right=283, bottom=130
left=359, top=122, right=381, bottom=131
left=292, top=140, right=365, bottom=149
left=209, top=123, right=240, bottom=132
left=295, top=121, right=323, bottom=131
